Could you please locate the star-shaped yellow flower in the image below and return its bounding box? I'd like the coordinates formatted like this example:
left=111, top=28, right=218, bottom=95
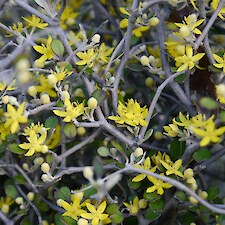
left=23, top=14, right=48, bottom=29
left=160, top=159, right=184, bottom=178
left=213, top=53, right=225, bottom=73
left=4, top=102, right=27, bottom=134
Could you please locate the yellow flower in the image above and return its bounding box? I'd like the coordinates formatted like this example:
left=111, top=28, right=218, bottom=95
left=0, top=196, right=13, bottom=214
left=160, top=159, right=184, bottom=178
left=35, top=74, right=57, bottom=97
left=53, top=98, right=85, bottom=122
left=175, top=46, right=205, bottom=72
left=76, top=48, right=98, bottom=68
left=60, top=192, right=87, bottom=221
left=33, top=36, right=54, bottom=63
left=211, top=0, right=225, bottom=20
left=23, top=14, right=48, bottom=29
left=4, top=102, right=27, bottom=134
left=50, top=67, right=73, bottom=82
left=5, top=22, right=24, bottom=37
left=213, top=53, right=225, bottom=72
left=98, top=43, right=114, bottom=64
left=0, top=80, right=16, bottom=91
left=24, top=122, right=47, bottom=136
left=46, top=124, right=61, bottom=149
left=0, top=122, right=11, bottom=141
left=192, top=120, right=225, bottom=146
left=216, top=84, right=225, bottom=104
left=163, top=124, right=183, bottom=137
left=108, top=99, right=148, bottom=127
left=81, top=201, right=109, bottom=225
left=189, top=0, right=198, bottom=11
left=147, top=174, right=172, bottom=195
left=19, top=129, right=48, bottom=156
left=132, top=157, right=156, bottom=182
left=175, top=14, right=204, bottom=35
left=123, top=196, right=147, bottom=215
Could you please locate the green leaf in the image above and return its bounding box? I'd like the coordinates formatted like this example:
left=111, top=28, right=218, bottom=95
left=207, top=187, right=218, bottom=200
left=145, top=208, right=161, bottom=221
left=54, top=213, right=77, bottom=225
left=115, top=162, right=125, bottom=169
left=170, top=140, right=185, bottom=161
left=21, top=217, right=33, bottom=225
left=36, top=201, right=49, bottom=212
left=14, top=175, right=27, bottom=184
left=106, top=204, right=119, bottom=214
left=51, top=39, right=64, bottom=57
left=8, top=143, right=26, bottom=155
left=5, top=185, right=18, bottom=199
left=143, top=192, right=161, bottom=201
left=56, top=187, right=71, bottom=201
left=63, top=123, right=77, bottom=138
left=175, top=73, right=186, bottom=83
left=0, top=143, right=6, bottom=158
left=97, top=146, right=110, bottom=157
left=200, top=97, right=217, bottom=110
left=149, top=198, right=165, bottom=212
left=127, top=63, right=144, bottom=72
left=176, top=191, right=186, bottom=203
left=143, top=129, right=153, bottom=142
left=219, top=110, right=225, bottom=122
left=45, top=116, right=58, bottom=129
left=129, top=180, right=141, bottom=189
left=193, top=148, right=211, bottom=162
left=91, top=90, right=106, bottom=105
left=93, top=156, right=103, bottom=178
left=110, top=212, right=124, bottom=223
left=83, top=187, right=97, bottom=198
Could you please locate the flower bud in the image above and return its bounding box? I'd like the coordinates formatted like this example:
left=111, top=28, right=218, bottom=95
left=17, top=71, right=32, bottom=84
left=134, top=147, right=143, bottom=158
left=77, top=127, right=86, bottom=136
left=87, top=97, right=98, bottom=109
left=41, top=162, right=50, bottom=173
left=78, top=218, right=88, bottom=225
left=149, top=17, right=159, bottom=26
left=27, top=192, right=34, bottom=201
left=41, top=174, right=52, bottom=182
left=27, top=86, right=37, bottom=98
left=184, top=168, right=194, bottom=179
left=92, top=34, right=101, bottom=44
left=189, top=196, right=198, bottom=204
left=57, top=199, right=63, bottom=207
left=22, top=163, right=29, bottom=171
left=74, top=88, right=85, bottom=98
left=16, top=58, right=30, bottom=72
left=138, top=199, right=147, bottom=209
left=47, top=74, right=58, bottom=86
left=179, top=25, right=191, bottom=38
left=145, top=77, right=154, bottom=88
left=40, top=93, right=50, bottom=104
left=33, top=157, right=44, bottom=166
left=83, top=166, right=94, bottom=180
left=2, top=95, right=9, bottom=104
left=8, top=96, right=19, bottom=106
left=34, top=60, right=45, bottom=68
left=1, top=204, right=9, bottom=214
left=140, top=56, right=150, bottom=66
left=154, top=131, right=163, bottom=140
left=198, top=190, right=208, bottom=199
left=15, top=197, right=23, bottom=205
left=41, top=145, right=48, bottom=154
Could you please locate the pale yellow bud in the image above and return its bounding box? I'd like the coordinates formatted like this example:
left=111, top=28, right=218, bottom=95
left=189, top=196, right=198, bottom=204
left=47, top=74, right=57, bottom=86
left=216, top=84, right=225, bottom=98
left=27, top=86, right=37, bottom=98
left=66, top=18, right=75, bottom=26
left=41, top=162, right=50, bottom=173
left=41, top=174, right=51, bottom=182
left=154, top=131, right=163, bottom=140
left=179, top=25, right=191, bottom=38
left=187, top=177, right=196, bottom=184
left=198, top=190, right=208, bottom=199
left=83, top=166, right=94, bottom=180
left=140, top=55, right=150, bottom=66
left=15, top=197, right=23, bottom=205
left=40, top=93, right=50, bottom=104
left=78, top=218, right=89, bottom=225
left=27, top=192, right=34, bottom=201
left=33, top=157, right=44, bottom=166
left=145, top=77, right=154, bottom=88
left=77, top=127, right=86, bottom=136
left=92, top=34, right=101, bottom=44
left=34, top=60, right=45, bottom=68
left=87, top=97, right=98, bottom=109
left=138, top=199, right=148, bottom=209
left=8, top=96, right=19, bottom=106
left=184, top=168, right=194, bottom=179
left=41, top=145, right=48, bottom=154
left=74, top=88, right=85, bottom=98
left=149, top=17, right=159, bottom=26
left=190, top=223, right=196, bottom=225
left=62, top=90, right=70, bottom=100
left=2, top=95, right=9, bottom=104
left=57, top=199, right=63, bottom=207
left=17, top=71, right=32, bottom=84
left=22, top=163, right=29, bottom=171
left=16, top=58, right=30, bottom=72
left=134, top=147, right=143, bottom=158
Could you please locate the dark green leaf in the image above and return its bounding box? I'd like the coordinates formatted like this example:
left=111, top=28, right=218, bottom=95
left=193, top=148, right=211, bottom=162
left=219, top=111, right=225, bottom=122
left=149, top=198, right=165, bottom=212
left=106, top=204, right=119, bottom=214
left=45, top=116, right=58, bottom=129
left=175, top=73, right=186, bottom=83
left=170, top=140, right=185, bottom=161
left=63, top=123, right=77, bottom=138
left=5, top=185, right=18, bottom=199
left=110, top=212, right=124, bottom=223
left=127, top=63, right=144, bottom=72
left=8, top=143, right=26, bottom=155
left=21, top=217, right=32, bottom=225
left=176, top=191, right=186, bottom=203
left=15, top=175, right=27, bottom=184
left=207, top=187, right=218, bottom=200
left=56, top=187, right=71, bottom=201
left=145, top=208, right=161, bottom=221
left=93, top=156, right=103, bottom=178
left=143, top=192, right=161, bottom=201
